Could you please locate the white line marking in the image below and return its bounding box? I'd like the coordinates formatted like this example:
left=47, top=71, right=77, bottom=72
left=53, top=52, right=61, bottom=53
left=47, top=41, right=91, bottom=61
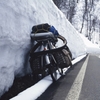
left=65, top=55, right=89, bottom=100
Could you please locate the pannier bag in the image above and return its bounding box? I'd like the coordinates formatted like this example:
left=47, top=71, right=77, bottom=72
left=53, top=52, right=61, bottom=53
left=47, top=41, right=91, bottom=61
left=53, top=47, right=72, bottom=68
left=29, top=55, right=46, bottom=74
left=31, top=23, right=59, bottom=43
left=31, top=23, right=59, bottom=35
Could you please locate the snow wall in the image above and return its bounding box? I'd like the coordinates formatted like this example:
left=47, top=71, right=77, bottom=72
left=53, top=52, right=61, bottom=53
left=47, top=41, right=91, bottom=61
left=0, top=0, right=86, bottom=97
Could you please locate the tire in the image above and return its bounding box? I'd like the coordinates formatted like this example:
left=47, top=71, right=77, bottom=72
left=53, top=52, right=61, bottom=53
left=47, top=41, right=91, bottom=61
left=67, top=54, right=72, bottom=67
left=48, top=55, right=58, bottom=82
left=65, top=45, right=72, bottom=60
left=49, top=65, right=57, bottom=82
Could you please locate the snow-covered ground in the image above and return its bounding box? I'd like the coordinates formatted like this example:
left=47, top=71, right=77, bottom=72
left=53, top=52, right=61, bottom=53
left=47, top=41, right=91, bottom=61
left=0, top=0, right=100, bottom=98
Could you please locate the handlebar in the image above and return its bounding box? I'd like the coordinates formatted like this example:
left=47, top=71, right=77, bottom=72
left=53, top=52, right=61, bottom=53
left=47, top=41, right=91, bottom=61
left=57, top=35, right=67, bottom=45
left=30, top=34, right=68, bottom=56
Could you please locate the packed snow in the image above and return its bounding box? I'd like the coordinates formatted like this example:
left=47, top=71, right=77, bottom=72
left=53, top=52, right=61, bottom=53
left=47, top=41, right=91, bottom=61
left=0, top=0, right=100, bottom=99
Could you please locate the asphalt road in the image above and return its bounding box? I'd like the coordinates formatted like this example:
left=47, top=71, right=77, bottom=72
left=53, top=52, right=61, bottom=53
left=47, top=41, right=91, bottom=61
left=36, top=54, right=100, bottom=100
left=79, top=55, right=100, bottom=100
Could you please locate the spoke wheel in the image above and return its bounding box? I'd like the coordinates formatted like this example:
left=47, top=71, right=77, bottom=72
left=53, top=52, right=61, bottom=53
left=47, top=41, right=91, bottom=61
left=49, top=65, right=57, bottom=82
left=47, top=54, right=58, bottom=82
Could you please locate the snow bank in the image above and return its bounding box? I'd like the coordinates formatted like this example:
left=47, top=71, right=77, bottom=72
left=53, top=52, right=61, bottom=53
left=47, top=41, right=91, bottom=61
left=0, top=0, right=86, bottom=97
left=79, top=34, right=100, bottom=54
